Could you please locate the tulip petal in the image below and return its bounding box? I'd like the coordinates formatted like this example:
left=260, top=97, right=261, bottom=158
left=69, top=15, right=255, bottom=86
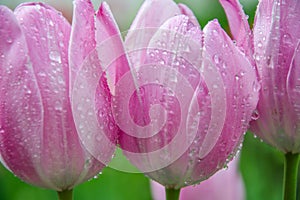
left=204, top=19, right=258, bottom=140
left=178, top=3, right=200, bottom=28
left=71, top=2, right=128, bottom=166
left=117, top=15, right=204, bottom=174
left=219, top=0, right=253, bottom=58
left=193, top=20, right=258, bottom=183
left=127, top=0, right=180, bottom=31
left=251, top=0, right=300, bottom=152
left=0, top=5, right=48, bottom=188
left=95, top=2, right=130, bottom=89
left=14, top=3, right=88, bottom=190
left=69, top=0, right=96, bottom=91
left=286, top=42, right=300, bottom=151
left=124, top=0, right=181, bottom=68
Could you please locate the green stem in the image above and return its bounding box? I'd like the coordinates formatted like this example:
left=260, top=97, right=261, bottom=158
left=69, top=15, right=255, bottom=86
left=57, top=189, right=73, bottom=200
left=283, top=152, right=300, bottom=200
left=165, top=188, right=181, bottom=200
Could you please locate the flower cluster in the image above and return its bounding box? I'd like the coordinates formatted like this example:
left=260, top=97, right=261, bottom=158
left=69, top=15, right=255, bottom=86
left=0, top=0, right=299, bottom=200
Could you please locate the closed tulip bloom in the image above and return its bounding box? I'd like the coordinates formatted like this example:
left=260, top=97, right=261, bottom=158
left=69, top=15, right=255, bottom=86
left=107, top=0, right=259, bottom=197
left=151, top=157, right=245, bottom=200
left=0, top=1, right=118, bottom=197
left=220, top=0, right=300, bottom=199
left=220, top=0, right=300, bottom=153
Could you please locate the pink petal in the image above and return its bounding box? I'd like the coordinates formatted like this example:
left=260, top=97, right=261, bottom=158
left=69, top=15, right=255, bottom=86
left=219, top=0, right=253, bottom=59
left=185, top=20, right=258, bottom=185
left=14, top=3, right=88, bottom=190
left=127, top=0, right=180, bottom=31
left=124, top=0, right=181, bottom=68
left=118, top=15, right=205, bottom=174
left=178, top=3, right=200, bottom=28
left=146, top=20, right=256, bottom=188
left=69, top=0, right=96, bottom=91
left=203, top=19, right=259, bottom=143
left=95, top=2, right=130, bottom=88
left=0, top=5, right=47, bottom=188
left=286, top=42, right=300, bottom=151
left=251, top=0, right=300, bottom=152
left=71, top=2, right=127, bottom=166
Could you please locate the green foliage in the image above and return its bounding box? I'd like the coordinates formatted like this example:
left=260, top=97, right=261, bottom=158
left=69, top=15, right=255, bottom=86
left=240, top=133, right=284, bottom=200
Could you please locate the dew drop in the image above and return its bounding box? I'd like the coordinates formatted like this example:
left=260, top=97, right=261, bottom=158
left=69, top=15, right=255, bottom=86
left=93, top=175, right=99, bottom=179
left=149, top=51, right=155, bottom=57
left=49, top=20, right=54, bottom=27
left=6, top=37, right=13, bottom=44
left=159, top=59, right=165, bottom=65
left=254, top=54, right=260, bottom=61
left=213, top=54, right=220, bottom=64
left=49, top=51, right=61, bottom=63
left=212, top=84, right=218, bottom=89
left=26, top=89, right=32, bottom=94
left=96, top=135, right=102, bottom=141
left=252, top=81, right=260, bottom=92
left=36, top=4, right=41, bottom=10
left=282, top=34, right=292, bottom=45
left=54, top=100, right=63, bottom=111
left=59, top=41, right=64, bottom=47
left=38, top=72, right=47, bottom=77
left=257, top=41, right=263, bottom=48
left=251, top=110, right=260, bottom=120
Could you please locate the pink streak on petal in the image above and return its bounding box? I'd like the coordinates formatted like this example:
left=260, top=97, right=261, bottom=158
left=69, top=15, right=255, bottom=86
left=69, top=0, right=96, bottom=91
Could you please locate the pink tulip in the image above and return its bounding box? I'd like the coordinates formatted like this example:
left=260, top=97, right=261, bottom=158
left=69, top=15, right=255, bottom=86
left=0, top=1, right=118, bottom=192
left=106, top=0, right=259, bottom=189
left=220, top=0, right=300, bottom=153
left=151, top=157, right=245, bottom=200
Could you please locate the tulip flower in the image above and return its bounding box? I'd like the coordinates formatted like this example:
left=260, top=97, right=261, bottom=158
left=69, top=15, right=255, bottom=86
left=151, top=157, right=244, bottom=200
left=80, top=0, right=258, bottom=199
left=220, top=0, right=300, bottom=199
left=0, top=1, right=118, bottom=199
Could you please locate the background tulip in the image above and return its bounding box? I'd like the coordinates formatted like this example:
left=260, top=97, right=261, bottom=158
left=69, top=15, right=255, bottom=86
left=220, top=0, right=300, bottom=199
left=101, top=0, right=260, bottom=199
left=0, top=1, right=118, bottom=199
left=150, top=156, right=245, bottom=200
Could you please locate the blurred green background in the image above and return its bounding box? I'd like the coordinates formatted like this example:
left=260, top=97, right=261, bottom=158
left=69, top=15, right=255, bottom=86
left=0, top=0, right=293, bottom=200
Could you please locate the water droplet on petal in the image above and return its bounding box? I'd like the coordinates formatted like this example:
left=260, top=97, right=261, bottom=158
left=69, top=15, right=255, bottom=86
left=213, top=54, right=220, bottom=64
left=49, top=20, right=54, bottom=27
left=54, top=100, right=63, bottom=111
left=49, top=51, right=61, bottom=63
left=282, top=33, right=292, bottom=45
left=257, top=41, right=263, bottom=48
left=252, top=81, right=260, bottom=92
left=6, top=37, right=13, bottom=44
left=251, top=110, right=260, bottom=120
